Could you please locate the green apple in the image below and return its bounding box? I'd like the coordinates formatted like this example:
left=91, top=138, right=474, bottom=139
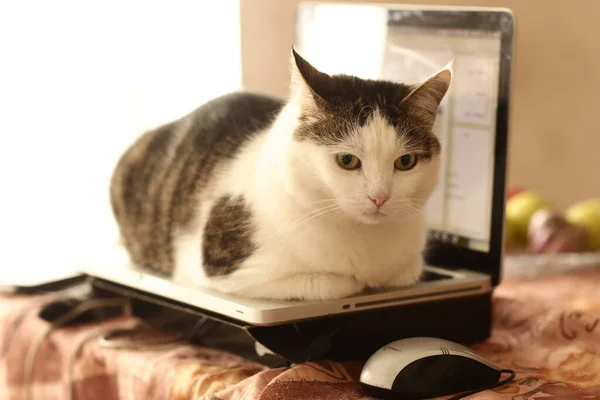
left=504, top=217, right=527, bottom=250
left=506, top=191, right=551, bottom=240
left=565, top=199, right=600, bottom=251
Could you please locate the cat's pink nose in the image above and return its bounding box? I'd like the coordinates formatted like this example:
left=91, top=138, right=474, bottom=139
left=369, top=194, right=390, bottom=208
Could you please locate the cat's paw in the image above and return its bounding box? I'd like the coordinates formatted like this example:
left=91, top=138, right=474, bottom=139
left=247, top=273, right=366, bottom=301
left=297, top=273, right=366, bottom=300
left=386, top=258, right=424, bottom=288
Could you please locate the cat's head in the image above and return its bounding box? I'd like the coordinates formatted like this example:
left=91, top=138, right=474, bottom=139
left=286, top=48, right=451, bottom=225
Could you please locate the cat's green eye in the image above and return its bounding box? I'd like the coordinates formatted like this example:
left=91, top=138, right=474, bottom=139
left=336, top=153, right=361, bottom=170
left=394, top=154, right=418, bottom=171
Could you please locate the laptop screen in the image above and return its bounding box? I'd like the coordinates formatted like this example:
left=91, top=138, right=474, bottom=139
left=295, top=4, right=503, bottom=253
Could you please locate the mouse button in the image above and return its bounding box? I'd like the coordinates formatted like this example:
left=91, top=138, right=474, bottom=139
left=391, top=355, right=501, bottom=398
left=445, top=342, right=482, bottom=358
left=448, top=348, right=501, bottom=371
left=456, top=356, right=502, bottom=385
left=439, top=340, right=500, bottom=368
left=360, top=349, right=414, bottom=390
left=391, top=355, right=456, bottom=396
left=437, top=356, right=500, bottom=386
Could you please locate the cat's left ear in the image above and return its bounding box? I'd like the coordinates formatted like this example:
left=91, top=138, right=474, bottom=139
left=401, top=65, right=452, bottom=121
left=289, top=47, right=332, bottom=107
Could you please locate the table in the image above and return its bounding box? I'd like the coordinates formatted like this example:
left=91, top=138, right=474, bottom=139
left=1, top=260, right=600, bottom=400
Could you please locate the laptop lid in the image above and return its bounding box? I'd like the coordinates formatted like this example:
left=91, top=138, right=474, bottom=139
left=295, top=3, right=515, bottom=286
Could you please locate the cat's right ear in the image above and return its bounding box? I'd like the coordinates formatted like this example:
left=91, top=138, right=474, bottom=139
left=400, top=65, right=452, bottom=123
left=290, top=47, right=331, bottom=108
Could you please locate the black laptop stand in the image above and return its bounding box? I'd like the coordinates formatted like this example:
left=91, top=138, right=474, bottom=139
left=89, top=277, right=492, bottom=365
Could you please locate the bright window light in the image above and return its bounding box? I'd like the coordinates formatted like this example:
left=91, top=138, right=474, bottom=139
left=295, top=4, right=388, bottom=78
left=0, top=1, right=241, bottom=274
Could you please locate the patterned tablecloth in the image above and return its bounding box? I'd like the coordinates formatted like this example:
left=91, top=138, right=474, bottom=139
left=1, top=262, right=600, bottom=400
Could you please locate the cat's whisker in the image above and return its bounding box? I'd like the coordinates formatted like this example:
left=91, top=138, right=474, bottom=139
left=356, top=105, right=373, bottom=126
left=401, top=204, right=427, bottom=218
left=265, top=198, right=337, bottom=216
left=404, top=206, right=425, bottom=216
left=332, top=113, right=355, bottom=127
left=264, top=203, right=340, bottom=243
left=392, top=201, right=426, bottom=210
left=403, top=210, right=420, bottom=219
left=397, top=205, right=426, bottom=211
left=287, top=203, right=339, bottom=223
left=401, top=124, right=435, bottom=136
left=285, top=200, right=339, bottom=214
left=287, top=206, right=340, bottom=231
left=290, top=198, right=338, bottom=208
left=394, top=204, right=425, bottom=219
left=309, top=199, right=338, bottom=205
left=402, top=202, right=426, bottom=210
left=399, top=197, right=428, bottom=204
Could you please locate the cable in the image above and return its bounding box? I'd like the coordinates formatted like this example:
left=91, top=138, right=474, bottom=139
left=447, top=369, right=516, bottom=400
left=23, top=298, right=131, bottom=400
left=186, top=316, right=210, bottom=341
left=4, top=284, right=94, bottom=358
left=66, top=325, right=134, bottom=400
left=1, top=295, right=64, bottom=358
left=98, top=326, right=184, bottom=349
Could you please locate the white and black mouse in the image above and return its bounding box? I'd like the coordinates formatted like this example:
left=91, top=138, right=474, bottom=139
left=360, top=337, right=514, bottom=400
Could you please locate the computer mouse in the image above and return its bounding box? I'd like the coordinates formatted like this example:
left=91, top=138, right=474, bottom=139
left=360, top=337, right=508, bottom=400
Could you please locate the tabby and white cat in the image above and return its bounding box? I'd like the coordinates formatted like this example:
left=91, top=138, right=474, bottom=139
left=110, top=49, right=451, bottom=301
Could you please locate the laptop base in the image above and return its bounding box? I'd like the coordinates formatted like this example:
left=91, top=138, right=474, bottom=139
left=90, top=277, right=492, bottom=364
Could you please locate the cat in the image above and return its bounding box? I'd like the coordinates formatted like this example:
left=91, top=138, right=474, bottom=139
left=110, top=48, right=451, bottom=301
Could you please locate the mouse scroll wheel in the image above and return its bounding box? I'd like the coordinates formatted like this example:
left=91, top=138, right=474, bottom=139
left=440, top=347, right=450, bottom=355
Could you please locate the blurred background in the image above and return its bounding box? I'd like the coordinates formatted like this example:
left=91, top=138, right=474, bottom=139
left=240, top=0, right=600, bottom=212
left=0, top=0, right=599, bottom=270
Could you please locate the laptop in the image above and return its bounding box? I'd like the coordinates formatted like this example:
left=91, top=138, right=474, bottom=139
left=80, top=3, right=514, bottom=328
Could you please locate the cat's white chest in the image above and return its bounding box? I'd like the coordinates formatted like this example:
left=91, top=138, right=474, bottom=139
left=256, top=214, right=425, bottom=287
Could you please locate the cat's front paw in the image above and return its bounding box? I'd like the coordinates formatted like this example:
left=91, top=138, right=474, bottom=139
left=248, top=273, right=366, bottom=301
left=301, top=274, right=367, bottom=300
left=386, top=258, right=424, bottom=288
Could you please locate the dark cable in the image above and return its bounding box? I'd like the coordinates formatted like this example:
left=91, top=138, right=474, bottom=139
left=446, top=369, right=516, bottom=400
